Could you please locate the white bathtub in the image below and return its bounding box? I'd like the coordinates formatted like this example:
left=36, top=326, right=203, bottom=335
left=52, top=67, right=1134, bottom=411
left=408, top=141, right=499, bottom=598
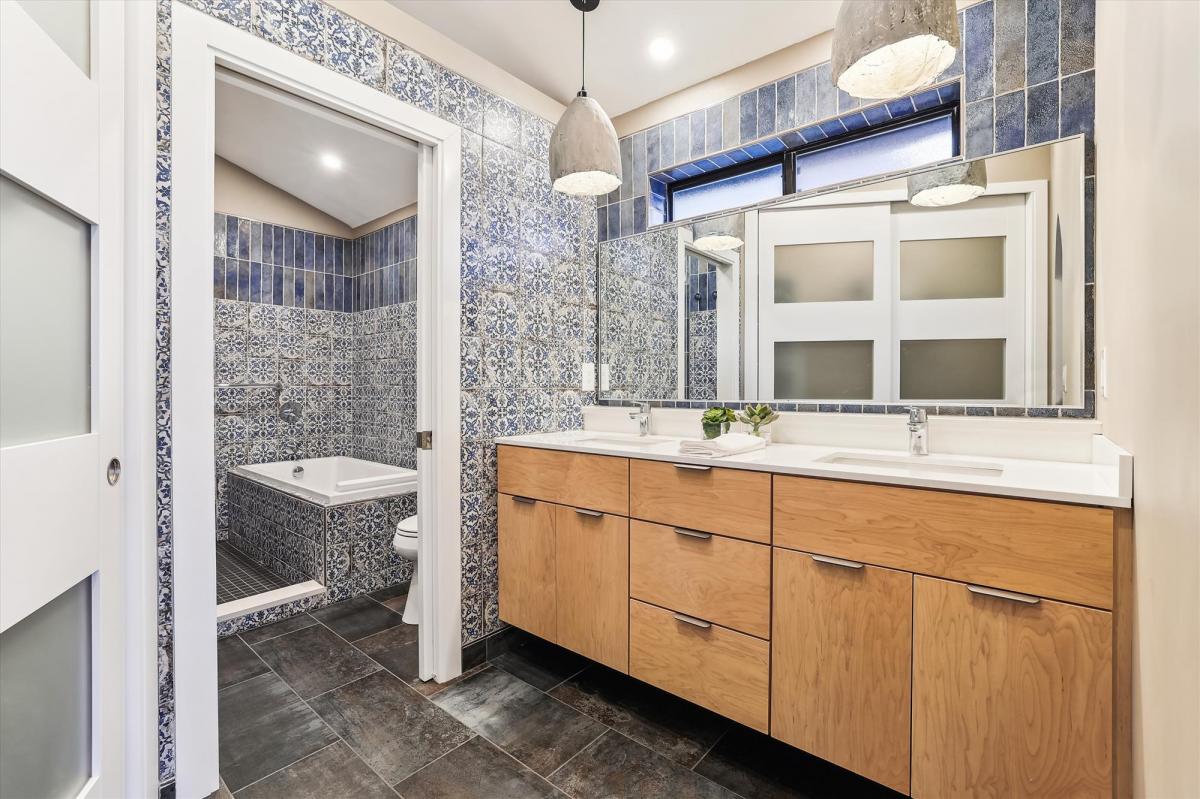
left=231, top=456, right=417, bottom=506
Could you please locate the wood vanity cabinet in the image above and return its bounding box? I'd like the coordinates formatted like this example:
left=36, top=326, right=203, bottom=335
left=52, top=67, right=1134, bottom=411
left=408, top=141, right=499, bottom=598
left=911, top=575, right=1114, bottom=798
left=496, top=445, right=1131, bottom=798
left=771, top=548, right=913, bottom=794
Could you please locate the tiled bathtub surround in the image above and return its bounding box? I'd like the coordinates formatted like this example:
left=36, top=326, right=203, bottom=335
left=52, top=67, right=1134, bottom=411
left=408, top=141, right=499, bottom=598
left=163, top=0, right=596, bottom=783
left=212, top=214, right=417, bottom=535
left=598, top=0, right=1097, bottom=420
left=223, top=473, right=417, bottom=628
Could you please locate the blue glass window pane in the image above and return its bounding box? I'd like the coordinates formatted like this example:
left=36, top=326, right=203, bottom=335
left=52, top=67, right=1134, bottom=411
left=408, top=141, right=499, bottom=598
left=670, top=163, right=783, bottom=221
left=794, top=114, right=955, bottom=193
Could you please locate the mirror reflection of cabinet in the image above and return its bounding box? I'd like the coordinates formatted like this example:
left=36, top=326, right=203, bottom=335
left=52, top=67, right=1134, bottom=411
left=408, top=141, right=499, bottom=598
left=595, top=136, right=1087, bottom=411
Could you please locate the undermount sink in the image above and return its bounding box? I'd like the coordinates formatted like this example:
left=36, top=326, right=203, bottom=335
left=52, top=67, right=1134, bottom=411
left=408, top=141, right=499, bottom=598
left=817, top=452, right=1005, bottom=478
left=575, top=434, right=673, bottom=448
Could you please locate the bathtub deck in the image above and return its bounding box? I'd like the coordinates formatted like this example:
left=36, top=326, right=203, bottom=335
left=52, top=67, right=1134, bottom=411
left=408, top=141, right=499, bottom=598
left=216, top=541, right=292, bottom=604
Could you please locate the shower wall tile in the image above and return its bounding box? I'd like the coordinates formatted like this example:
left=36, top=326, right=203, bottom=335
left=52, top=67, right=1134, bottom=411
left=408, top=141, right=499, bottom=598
left=964, top=0, right=995, bottom=102
left=1027, top=0, right=1060, bottom=85
left=993, top=0, right=1026, bottom=94
left=1060, top=0, right=1096, bottom=75
left=994, top=90, right=1026, bottom=151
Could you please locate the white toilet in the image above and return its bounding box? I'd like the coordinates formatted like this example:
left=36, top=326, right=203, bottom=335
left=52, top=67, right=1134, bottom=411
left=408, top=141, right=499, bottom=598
left=392, top=514, right=419, bottom=625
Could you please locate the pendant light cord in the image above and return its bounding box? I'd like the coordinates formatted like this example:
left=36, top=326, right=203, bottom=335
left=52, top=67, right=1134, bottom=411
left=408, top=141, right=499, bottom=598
left=580, top=9, right=587, bottom=95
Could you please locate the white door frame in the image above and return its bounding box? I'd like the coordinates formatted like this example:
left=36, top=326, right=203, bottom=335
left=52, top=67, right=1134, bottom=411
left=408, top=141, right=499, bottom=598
left=169, top=6, right=462, bottom=796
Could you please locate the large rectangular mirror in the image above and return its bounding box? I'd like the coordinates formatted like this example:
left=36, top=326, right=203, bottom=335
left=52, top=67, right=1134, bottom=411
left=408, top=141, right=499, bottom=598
left=597, top=136, right=1087, bottom=409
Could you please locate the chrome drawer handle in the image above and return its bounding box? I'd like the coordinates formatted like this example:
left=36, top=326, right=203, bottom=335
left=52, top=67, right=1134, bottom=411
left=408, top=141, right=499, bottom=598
left=811, top=554, right=864, bottom=569
left=511, top=495, right=536, bottom=504
left=674, top=527, right=712, bottom=540
left=967, top=584, right=1041, bottom=604
left=672, top=612, right=712, bottom=629
left=574, top=507, right=603, bottom=517
left=672, top=463, right=712, bottom=471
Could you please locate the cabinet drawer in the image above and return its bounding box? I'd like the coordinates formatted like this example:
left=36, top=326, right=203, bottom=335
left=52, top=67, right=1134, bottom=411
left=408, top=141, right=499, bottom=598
left=629, top=520, right=770, bottom=638
left=629, top=599, right=770, bottom=732
left=629, top=459, right=771, bottom=543
left=912, top=575, right=1113, bottom=798
left=498, top=445, right=628, bottom=515
left=773, top=476, right=1115, bottom=608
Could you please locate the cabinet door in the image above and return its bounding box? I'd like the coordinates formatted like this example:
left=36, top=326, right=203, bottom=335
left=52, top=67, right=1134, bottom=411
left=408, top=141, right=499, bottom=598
left=771, top=549, right=913, bottom=794
left=912, top=575, right=1113, bottom=798
left=555, top=506, right=629, bottom=672
left=497, top=494, right=556, bottom=641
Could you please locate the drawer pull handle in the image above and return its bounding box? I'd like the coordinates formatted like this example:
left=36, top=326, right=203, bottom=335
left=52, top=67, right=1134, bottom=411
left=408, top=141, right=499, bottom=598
left=511, top=495, right=536, bottom=504
left=574, top=507, right=604, bottom=517
left=672, top=463, right=712, bottom=471
left=672, top=612, right=712, bottom=629
left=673, top=527, right=712, bottom=540
left=811, top=554, right=864, bottom=569
left=967, top=584, right=1041, bottom=604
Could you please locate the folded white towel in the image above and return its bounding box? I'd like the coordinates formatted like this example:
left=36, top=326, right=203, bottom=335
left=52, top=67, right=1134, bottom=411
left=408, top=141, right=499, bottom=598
left=678, top=432, right=766, bottom=458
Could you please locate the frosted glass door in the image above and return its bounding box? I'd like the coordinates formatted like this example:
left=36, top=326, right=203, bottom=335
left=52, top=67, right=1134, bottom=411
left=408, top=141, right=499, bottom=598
left=0, top=1, right=127, bottom=797
left=758, top=203, right=892, bottom=401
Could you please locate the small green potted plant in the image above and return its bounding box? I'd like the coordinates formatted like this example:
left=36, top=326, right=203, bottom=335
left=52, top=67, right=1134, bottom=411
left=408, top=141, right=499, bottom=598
left=701, top=407, right=737, bottom=440
left=738, top=403, right=780, bottom=442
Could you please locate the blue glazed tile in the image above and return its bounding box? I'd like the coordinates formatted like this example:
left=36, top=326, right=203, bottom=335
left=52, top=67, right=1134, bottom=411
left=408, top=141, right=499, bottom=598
left=757, top=83, right=776, bottom=136
left=619, top=199, right=633, bottom=237
left=994, top=0, right=1027, bottom=94
left=775, top=76, right=796, bottom=131
left=1027, top=0, right=1060, bottom=85
left=673, top=115, right=691, bottom=166
left=862, top=102, right=892, bottom=126
left=705, top=105, right=722, bottom=157
left=483, top=94, right=522, bottom=149
left=618, top=135, right=633, bottom=200
left=739, top=92, right=757, bottom=143
left=657, top=120, right=675, bottom=167
left=225, top=216, right=238, bottom=258
left=912, top=87, right=943, bottom=111
left=632, top=130, right=647, bottom=197
left=384, top=42, right=437, bottom=114
left=720, top=96, right=740, bottom=150
left=693, top=158, right=719, bottom=172
left=885, top=96, right=916, bottom=118
left=606, top=203, right=619, bottom=237
left=964, top=0, right=995, bottom=102
left=1061, top=0, right=1095, bottom=74
left=937, top=81, right=961, bottom=105
left=741, top=143, right=770, bottom=159
left=994, top=90, right=1025, bottom=151
left=840, top=112, right=868, bottom=132
left=778, top=130, right=804, bottom=149
left=965, top=99, right=995, bottom=157
left=689, top=110, right=706, bottom=158
left=1084, top=176, right=1095, bottom=283
left=255, top=0, right=328, bottom=64
left=1060, top=69, right=1094, bottom=137
left=939, top=12, right=966, bottom=80
left=645, top=126, right=660, bottom=173
left=633, top=197, right=646, bottom=233
left=799, top=124, right=827, bottom=143
left=837, top=87, right=861, bottom=113
left=595, top=207, right=608, bottom=242
left=709, top=151, right=737, bottom=168
left=213, top=257, right=226, bottom=300
left=327, top=8, right=385, bottom=88
left=794, top=68, right=817, bottom=126
left=818, top=118, right=847, bottom=138
left=1026, top=80, right=1059, bottom=143
left=437, top=69, right=484, bottom=133
left=814, top=62, right=837, bottom=120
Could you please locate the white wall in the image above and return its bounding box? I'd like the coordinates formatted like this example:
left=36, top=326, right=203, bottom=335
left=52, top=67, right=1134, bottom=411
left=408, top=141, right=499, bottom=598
left=1095, top=3, right=1200, bottom=797
left=213, top=156, right=353, bottom=237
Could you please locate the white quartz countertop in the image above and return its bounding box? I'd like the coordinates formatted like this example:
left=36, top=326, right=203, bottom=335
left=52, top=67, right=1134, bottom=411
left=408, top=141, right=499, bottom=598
left=494, top=430, right=1133, bottom=508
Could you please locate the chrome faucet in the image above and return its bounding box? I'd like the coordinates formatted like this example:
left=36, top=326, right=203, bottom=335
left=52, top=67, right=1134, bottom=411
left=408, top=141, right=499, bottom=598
left=907, top=407, right=929, bottom=456
left=629, top=402, right=651, bottom=437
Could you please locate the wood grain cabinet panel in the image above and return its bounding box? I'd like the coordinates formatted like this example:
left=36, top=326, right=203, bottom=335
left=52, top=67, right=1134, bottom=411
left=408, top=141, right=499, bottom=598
left=629, top=599, right=770, bottom=733
left=773, top=476, right=1115, bottom=608
left=498, top=445, right=628, bottom=515
left=630, top=459, right=771, bottom=543
left=771, top=549, right=913, bottom=794
left=911, top=575, right=1113, bottom=799
left=629, top=519, right=771, bottom=638
left=555, top=506, right=629, bottom=672
left=497, top=495, right=556, bottom=641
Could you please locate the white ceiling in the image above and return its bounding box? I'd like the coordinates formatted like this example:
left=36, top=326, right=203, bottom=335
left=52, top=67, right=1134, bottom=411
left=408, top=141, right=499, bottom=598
left=215, top=71, right=419, bottom=228
left=389, top=0, right=842, bottom=117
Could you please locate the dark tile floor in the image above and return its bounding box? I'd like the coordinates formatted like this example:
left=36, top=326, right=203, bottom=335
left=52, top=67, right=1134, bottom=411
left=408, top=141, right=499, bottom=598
left=217, top=590, right=907, bottom=798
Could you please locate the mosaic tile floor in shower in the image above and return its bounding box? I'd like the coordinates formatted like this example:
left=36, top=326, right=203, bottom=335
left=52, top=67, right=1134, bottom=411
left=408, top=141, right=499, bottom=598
left=216, top=540, right=292, bottom=604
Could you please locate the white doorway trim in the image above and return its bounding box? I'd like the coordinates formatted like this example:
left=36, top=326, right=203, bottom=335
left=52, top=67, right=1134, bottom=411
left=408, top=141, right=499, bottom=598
left=170, top=6, right=462, bottom=797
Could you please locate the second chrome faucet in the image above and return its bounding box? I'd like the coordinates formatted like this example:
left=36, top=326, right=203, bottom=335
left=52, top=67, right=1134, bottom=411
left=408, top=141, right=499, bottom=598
left=907, top=407, right=929, bottom=456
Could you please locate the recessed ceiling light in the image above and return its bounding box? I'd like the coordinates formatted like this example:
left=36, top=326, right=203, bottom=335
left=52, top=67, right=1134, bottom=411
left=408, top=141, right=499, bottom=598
left=648, top=37, right=675, bottom=63
left=319, top=152, right=343, bottom=171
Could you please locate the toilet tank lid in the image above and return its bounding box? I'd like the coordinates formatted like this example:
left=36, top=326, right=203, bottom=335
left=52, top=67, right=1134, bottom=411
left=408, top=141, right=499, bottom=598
left=396, top=514, right=418, bottom=535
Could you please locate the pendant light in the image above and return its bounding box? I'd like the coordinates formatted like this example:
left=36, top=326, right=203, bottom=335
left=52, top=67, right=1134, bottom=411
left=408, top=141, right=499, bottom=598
left=692, top=216, right=744, bottom=252
left=908, top=160, right=988, bottom=207
left=832, top=0, right=959, bottom=100
left=549, top=0, right=622, bottom=196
